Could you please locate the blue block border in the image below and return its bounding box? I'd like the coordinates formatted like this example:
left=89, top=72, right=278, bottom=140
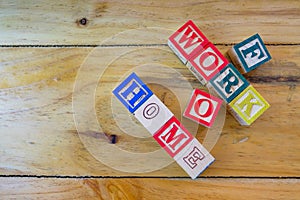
left=233, top=33, right=271, bottom=72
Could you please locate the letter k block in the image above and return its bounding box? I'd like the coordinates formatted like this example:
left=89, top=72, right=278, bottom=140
left=228, top=33, right=271, bottom=74
left=228, top=86, right=270, bottom=125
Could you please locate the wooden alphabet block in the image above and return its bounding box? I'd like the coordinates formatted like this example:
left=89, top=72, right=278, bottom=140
left=228, top=33, right=271, bottom=74
left=183, top=89, right=223, bottom=127
left=228, top=85, right=270, bottom=126
left=209, top=63, right=249, bottom=103
left=113, top=72, right=214, bottom=178
left=112, top=72, right=153, bottom=113
left=153, top=116, right=194, bottom=158
left=186, top=42, right=229, bottom=85
left=168, top=20, right=209, bottom=64
left=175, top=138, right=215, bottom=179
left=134, top=94, right=173, bottom=135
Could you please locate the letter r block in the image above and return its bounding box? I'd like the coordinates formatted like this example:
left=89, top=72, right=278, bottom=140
left=183, top=89, right=223, bottom=127
left=186, top=43, right=229, bottom=85
left=228, top=85, right=270, bottom=125
left=112, top=72, right=153, bottom=113
left=228, top=33, right=271, bottom=74
left=168, top=20, right=209, bottom=64
left=209, top=63, right=249, bottom=103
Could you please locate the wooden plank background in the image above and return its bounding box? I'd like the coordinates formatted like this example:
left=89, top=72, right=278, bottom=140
left=0, top=0, right=299, bottom=199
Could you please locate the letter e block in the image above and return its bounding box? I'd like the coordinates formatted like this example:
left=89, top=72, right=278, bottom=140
left=186, top=43, right=229, bottom=85
left=168, top=20, right=209, bottom=64
left=134, top=94, right=173, bottom=135
left=228, top=33, right=271, bottom=74
left=228, top=85, right=270, bottom=125
left=183, top=89, right=223, bottom=128
left=153, top=116, right=193, bottom=158
left=209, top=63, right=249, bottom=103
left=112, top=72, right=153, bottom=113
left=175, top=138, right=215, bottom=179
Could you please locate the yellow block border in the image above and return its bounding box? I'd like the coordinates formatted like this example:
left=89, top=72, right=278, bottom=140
left=229, top=85, right=270, bottom=125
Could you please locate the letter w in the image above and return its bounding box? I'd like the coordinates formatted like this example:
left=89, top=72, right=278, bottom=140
left=176, top=26, right=203, bottom=52
left=161, top=124, right=187, bottom=151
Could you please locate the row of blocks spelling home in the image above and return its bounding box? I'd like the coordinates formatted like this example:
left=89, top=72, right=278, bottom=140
left=168, top=20, right=271, bottom=126
left=113, top=73, right=215, bottom=179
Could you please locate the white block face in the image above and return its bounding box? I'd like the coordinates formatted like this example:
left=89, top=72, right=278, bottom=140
left=237, top=38, right=268, bottom=68
left=175, top=138, right=215, bottom=179
left=234, top=89, right=264, bottom=119
left=133, top=94, right=173, bottom=135
left=185, top=93, right=219, bottom=124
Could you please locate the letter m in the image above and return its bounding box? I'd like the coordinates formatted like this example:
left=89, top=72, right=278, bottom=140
left=161, top=124, right=187, bottom=151
left=154, top=117, right=193, bottom=157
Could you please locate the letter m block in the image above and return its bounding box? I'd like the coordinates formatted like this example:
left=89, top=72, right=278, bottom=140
left=154, top=116, right=193, bottom=158
left=228, top=85, right=270, bottom=126
left=113, top=72, right=153, bottom=113
left=168, top=20, right=209, bottom=64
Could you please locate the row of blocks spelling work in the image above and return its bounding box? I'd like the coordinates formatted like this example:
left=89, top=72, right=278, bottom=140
left=113, top=73, right=214, bottom=179
left=168, top=20, right=271, bottom=126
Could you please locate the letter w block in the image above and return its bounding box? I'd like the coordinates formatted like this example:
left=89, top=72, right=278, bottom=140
left=168, top=20, right=209, bottom=64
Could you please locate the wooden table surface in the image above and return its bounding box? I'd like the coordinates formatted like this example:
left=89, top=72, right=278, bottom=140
left=0, top=1, right=299, bottom=199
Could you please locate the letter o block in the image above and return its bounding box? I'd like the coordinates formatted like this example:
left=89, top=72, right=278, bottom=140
left=186, top=43, right=229, bottom=85
left=183, top=89, right=223, bottom=127
left=168, top=20, right=209, bottom=64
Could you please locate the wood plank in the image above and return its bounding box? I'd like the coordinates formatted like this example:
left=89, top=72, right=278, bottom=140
left=0, top=46, right=299, bottom=177
left=0, top=177, right=299, bottom=200
left=0, top=0, right=299, bottom=45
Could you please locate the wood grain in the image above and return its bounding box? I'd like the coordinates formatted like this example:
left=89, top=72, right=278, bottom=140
left=0, top=178, right=299, bottom=200
left=0, top=46, right=299, bottom=176
left=0, top=0, right=299, bottom=45
left=1, top=1, right=299, bottom=198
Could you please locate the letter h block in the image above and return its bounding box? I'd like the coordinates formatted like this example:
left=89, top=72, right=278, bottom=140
left=112, top=73, right=153, bottom=113
left=168, top=20, right=209, bottom=64
left=228, top=33, right=271, bottom=74
left=228, top=85, right=270, bottom=125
